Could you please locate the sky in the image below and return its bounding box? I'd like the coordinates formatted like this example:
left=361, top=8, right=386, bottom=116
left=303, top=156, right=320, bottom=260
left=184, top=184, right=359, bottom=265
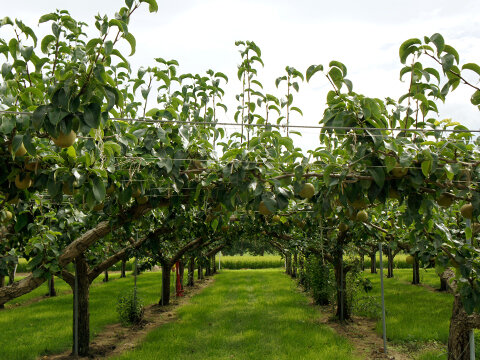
left=2, top=0, right=480, bottom=151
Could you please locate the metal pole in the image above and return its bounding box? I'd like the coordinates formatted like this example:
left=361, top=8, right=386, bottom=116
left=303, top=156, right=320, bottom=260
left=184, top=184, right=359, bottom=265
left=73, top=260, right=78, bottom=356
left=340, top=249, right=344, bottom=322
left=379, top=242, right=387, bottom=354
left=466, top=218, right=476, bottom=360
left=134, top=234, right=138, bottom=309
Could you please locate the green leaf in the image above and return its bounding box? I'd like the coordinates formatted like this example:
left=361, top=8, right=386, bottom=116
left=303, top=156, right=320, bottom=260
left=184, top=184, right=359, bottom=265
left=441, top=54, right=455, bottom=73
left=23, top=132, right=36, bottom=156
left=368, top=167, right=385, bottom=188
left=399, top=38, right=421, bottom=64
left=306, top=64, right=323, bottom=82
left=290, top=106, right=303, bottom=116
left=421, top=160, right=432, bottom=177
left=140, top=0, right=158, bottom=12
left=38, top=13, right=58, bottom=24
left=430, top=33, right=445, bottom=55
left=329, top=60, right=347, bottom=76
left=123, top=32, right=136, bottom=56
left=462, top=63, right=480, bottom=77
left=14, top=213, right=29, bottom=233
left=443, top=45, right=459, bottom=64
left=84, top=102, right=101, bottom=128
left=41, top=35, right=56, bottom=54
left=92, top=176, right=106, bottom=203
left=471, top=90, right=480, bottom=106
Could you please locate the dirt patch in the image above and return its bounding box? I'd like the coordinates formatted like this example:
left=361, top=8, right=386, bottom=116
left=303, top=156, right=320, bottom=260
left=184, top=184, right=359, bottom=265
left=40, top=277, right=214, bottom=360
left=316, top=309, right=410, bottom=360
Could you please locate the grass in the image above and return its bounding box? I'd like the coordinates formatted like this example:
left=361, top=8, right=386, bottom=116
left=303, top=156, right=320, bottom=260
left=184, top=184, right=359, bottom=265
left=113, top=269, right=359, bottom=360
left=216, top=254, right=284, bottom=269
left=363, top=269, right=480, bottom=359
left=0, top=270, right=191, bottom=360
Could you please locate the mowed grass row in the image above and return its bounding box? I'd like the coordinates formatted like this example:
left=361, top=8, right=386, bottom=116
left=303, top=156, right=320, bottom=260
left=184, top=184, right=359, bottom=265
left=363, top=269, right=479, bottom=359
left=0, top=270, right=190, bottom=360
left=113, top=269, right=358, bottom=360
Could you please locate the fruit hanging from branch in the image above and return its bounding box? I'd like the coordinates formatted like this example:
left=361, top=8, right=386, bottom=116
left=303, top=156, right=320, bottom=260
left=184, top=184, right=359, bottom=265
left=52, top=130, right=76, bottom=148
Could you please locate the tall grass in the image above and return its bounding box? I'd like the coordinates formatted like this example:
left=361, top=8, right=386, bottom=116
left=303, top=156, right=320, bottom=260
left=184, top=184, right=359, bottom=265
left=216, top=254, right=284, bottom=269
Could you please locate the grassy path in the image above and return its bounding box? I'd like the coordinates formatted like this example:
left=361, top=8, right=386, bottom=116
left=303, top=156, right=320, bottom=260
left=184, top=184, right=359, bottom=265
left=114, top=269, right=358, bottom=360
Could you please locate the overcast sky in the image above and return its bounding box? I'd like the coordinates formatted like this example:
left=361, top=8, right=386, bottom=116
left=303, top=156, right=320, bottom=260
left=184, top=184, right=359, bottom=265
left=2, top=0, right=480, bottom=151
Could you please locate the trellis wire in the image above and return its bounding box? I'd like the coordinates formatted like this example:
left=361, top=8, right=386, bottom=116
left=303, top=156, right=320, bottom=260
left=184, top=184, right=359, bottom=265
left=1, top=110, right=480, bottom=133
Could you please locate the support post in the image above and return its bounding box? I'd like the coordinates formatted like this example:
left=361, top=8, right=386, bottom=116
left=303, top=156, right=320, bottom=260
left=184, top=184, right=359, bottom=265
left=379, top=242, right=387, bottom=354
left=466, top=218, right=475, bottom=360
left=73, top=260, right=79, bottom=356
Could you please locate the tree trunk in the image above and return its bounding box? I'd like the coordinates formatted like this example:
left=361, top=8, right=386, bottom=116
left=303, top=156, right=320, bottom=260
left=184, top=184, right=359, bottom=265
left=120, top=259, right=126, bottom=278
left=387, top=247, right=394, bottom=278
left=205, top=257, right=211, bottom=276
left=292, top=252, right=298, bottom=278
left=159, top=263, right=171, bottom=306
left=73, top=256, right=90, bottom=356
left=370, top=251, right=377, bottom=274
left=286, top=254, right=292, bottom=275
left=103, top=269, right=109, bottom=282
left=333, top=251, right=350, bottom=321
left=412, top=255, right=420, bottom=285
left=0, top=276, right=4, bottom=309
left=7, top=262, right=17, bottom=285
left=360, top=253, right=364, bottom=271
left=187, top=256, right=195, bottom=287
left=447, top=295, right=473, bottom=360
left=48, top=275, right=56, bottom=297
left=179, top=260, right=185, bottom=286
left=298, top=254, right=305, bottom=285
left=440, top=276, right=448, bottom=292
left=211, top=254, right=216, bottom=274
left=198, top=262, right=203, bottom=280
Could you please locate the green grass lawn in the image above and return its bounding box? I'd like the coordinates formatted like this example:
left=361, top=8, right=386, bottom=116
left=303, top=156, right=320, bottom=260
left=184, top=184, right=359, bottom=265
left=363, top=269, right=479, bottom=359
left=113, top=269, right=358, bottom=360
left=0, top=270, right=186, bottom=360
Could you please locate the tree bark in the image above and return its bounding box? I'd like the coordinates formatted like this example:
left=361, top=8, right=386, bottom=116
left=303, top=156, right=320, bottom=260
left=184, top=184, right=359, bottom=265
left=179, top=260, right=185, bottom=285
left=73, top=255, right=90, bottom=356
left=103, top=270, right=109, bottom=282
left=440, top=276, right=448, bottom=292
left=412, top=255, right=420, bottom=285
left=159, top=263, right=171, bottom=306
left=333, top=251, right=350, bottom=321
left=211, top=254, right=216, bottom=274
left=198, top=261, right=203, bottom=280
left=292, top=252, right=298, bottom=278
left=48, top=275, right=56, bottom=297
left=205, top=257, right=211, bottom=276
left=298, top=254, right=305, bottom=285
left=7, top=262, right=17, bottom=285
left=370, top=250, right=377, bottom=274
left=120, top=259, right=126, bottom=278
left=447, top=295, right=473, bottom=360
left=187, top=256, right=195, bottom=287
left=387, top=247, right=394, bottom=278
left=0, top=276, right=4, bottom=309
left=286, top=254, right=292, bottom=275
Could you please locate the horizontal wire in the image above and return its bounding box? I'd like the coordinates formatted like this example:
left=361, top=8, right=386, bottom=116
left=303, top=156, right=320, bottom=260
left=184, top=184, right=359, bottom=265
left=1, top=110, right=479, bottom=133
